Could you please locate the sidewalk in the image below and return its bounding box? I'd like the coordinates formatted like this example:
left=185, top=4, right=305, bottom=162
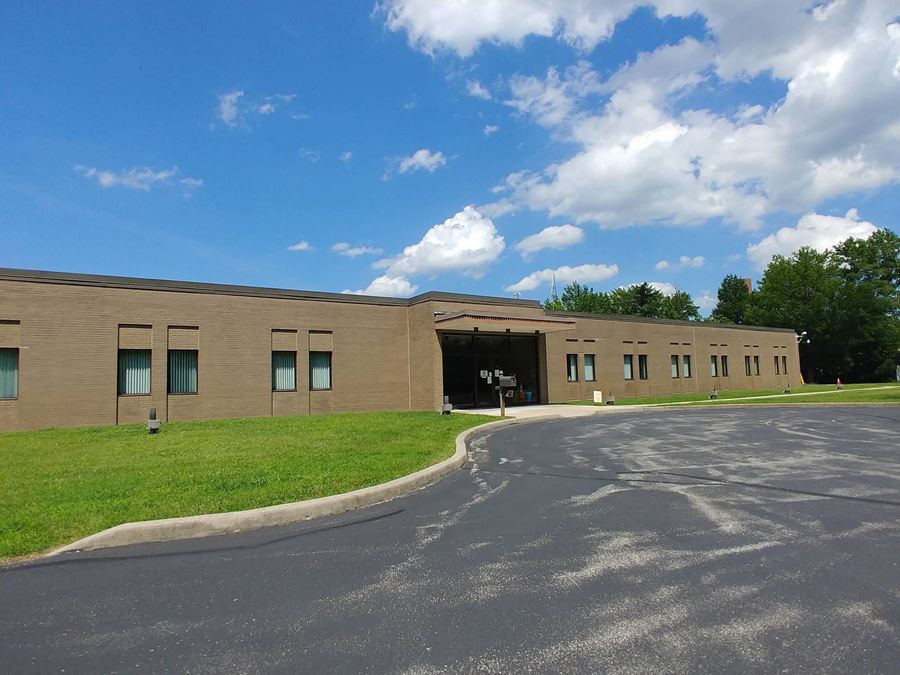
left=454, top=385, right=898, bottom=419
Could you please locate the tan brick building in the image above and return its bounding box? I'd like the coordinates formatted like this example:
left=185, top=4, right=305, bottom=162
left=0, top=268, right=800, bottom=431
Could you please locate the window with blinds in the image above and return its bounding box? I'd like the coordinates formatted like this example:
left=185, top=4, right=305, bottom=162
left=566, top=354, right=578, bottom=382
left=117, top=349, right=151, bottom=395
left=0, top=348, right=18, bottom=399
left=638, top=354, right=649, bottom=380
left=623, top=354, right=633, bottom=380
left=671, top=355, right=679, bottom=378
left=272, top=351, right=296, bottom=391
left=168, top=350, right=198, bottom=394
left=682, top=354, right=692, bottom=378
left=584, top=354, right=595, bottom=381
left=310, top=351, right=332, bottom=390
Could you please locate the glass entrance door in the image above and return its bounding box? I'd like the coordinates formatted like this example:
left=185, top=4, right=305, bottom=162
left=441, top=333, right=539, bottom=408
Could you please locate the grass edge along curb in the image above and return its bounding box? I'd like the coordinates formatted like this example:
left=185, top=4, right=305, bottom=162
left=48, top=417, right=518, bottom=557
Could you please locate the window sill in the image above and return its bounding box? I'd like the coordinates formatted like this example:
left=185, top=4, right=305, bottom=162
left=168, top=392, right=198, bottom=396
left=118, top=393, right=151, bottom=398
left=311, top=388, right=333, bottom=392
left=0, top=397, right=18, bottom=401
left=273, top=389, right=298, bottom=393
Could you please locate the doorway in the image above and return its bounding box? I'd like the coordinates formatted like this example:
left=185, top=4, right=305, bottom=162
left=441, top=332, right=540, bottom=408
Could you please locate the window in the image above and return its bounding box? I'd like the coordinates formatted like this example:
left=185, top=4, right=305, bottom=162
left=584, top=354, right=595, bottom=382
left=671, top=355, right=680, bottom=378
left=774, top=355, right=780, bottom=375
left=0, top=348, right=18, bottom=399
left=623, top=354, right=634, bottom=380
left=168, top=349, right=198, bottom=394
left=710, top=355, right=719, bottom=377
left=754, top=355, right=761, bottom=375
left=744, top=355, right=752, bottom=376
left=566, top=354, right=578, bottom=382
left=721, top=355, right=729, bottom=377
left=682, top=354, right=692, bottom=378
left=638, top=354, right=649, bottom=380
left=310, top=351, right=332, bottom=390
left=782, top=355, right=788, bottom=374
left=118, top=349, right=150, bottom=395
left=272, top=351, right=296, bottom=391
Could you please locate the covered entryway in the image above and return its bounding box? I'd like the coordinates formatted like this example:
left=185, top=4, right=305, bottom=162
left=435, top=310, right=576, bottom=409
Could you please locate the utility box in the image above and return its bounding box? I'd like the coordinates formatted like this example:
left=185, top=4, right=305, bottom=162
left=593, top=390, right=603, bottom=404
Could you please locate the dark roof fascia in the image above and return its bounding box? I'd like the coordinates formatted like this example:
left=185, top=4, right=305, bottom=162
left=0, top=267, right=542, bottom=310
left=545, top=310, right=796, bottom=334
left=0, top=267, right=410, bottom=306
left=407, top=290, right=541, bottom=309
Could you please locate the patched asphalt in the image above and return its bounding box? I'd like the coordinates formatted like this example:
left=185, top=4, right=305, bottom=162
left=2, top=406, right=899, bottom=673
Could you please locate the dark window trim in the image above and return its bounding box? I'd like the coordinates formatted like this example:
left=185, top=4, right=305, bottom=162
left=638, top=354, right=649, bottom=380
left=117, top=348, right=152, bottom=396
left=0, top=346, right=19, bottom=400
left=309, top=350, right=333, bottom=391
left=584, top=354, right=596, bottom=382
left=566, top=353, right=579, bottom=382
left=167, top=348, right=199, bottom=395
left=624, top=354, right=634, bottom=380
left=272, top=350, right=298, bottom=392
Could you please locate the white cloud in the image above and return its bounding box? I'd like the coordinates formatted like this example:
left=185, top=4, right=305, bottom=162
left=331, top=242, right=384, bottom=257
left=257, top=102, right=276, bottom=114
left=483, top=124, right=499, bottom=136
left=746, top=209, right=878, bottom=269
left=375, top=206, right=504, bottom=279
left=299, top=147, right=321, bottom=163
left=287, top=241, right=313, bottom=252
left=505, top=263, right=618, bottom=293
left=216, top=90, right=244, bottom=127
left=725, top=253, right=743, bottom=263
left=392, top=2, right=900, bottom=232
left=466, top=79, right=492, bottom=100
left=514, top=224, right=584, bottom=259
left=381, top=0, right=640, bottom=56
left=339, top=151, right=353, bottom=162
left=344, top=275, right=419, bottom=297
left=398, top=148, right=447, bottom=174
left=649, top=281, right=677, bottom=296
left=655, top=255, right=705, bottom=271
left=696, top=290, right=716, bottom=312
left=74, top=165, right=201, bottom=192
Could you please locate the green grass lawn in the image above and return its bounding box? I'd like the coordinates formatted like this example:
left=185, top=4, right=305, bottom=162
left=0, top=411, right=496, bottom=561
left=678, top=384, right=900, bottom=406
left=562, top=382, right=896, bottom=406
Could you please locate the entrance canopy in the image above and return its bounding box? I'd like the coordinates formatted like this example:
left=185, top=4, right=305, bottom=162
left=434, top=310, right=575, bottom=334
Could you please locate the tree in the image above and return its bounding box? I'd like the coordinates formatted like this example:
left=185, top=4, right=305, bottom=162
left=710, top=274, right=751, bottom=324
left=543, top=282, right=613, bottom=313
left=608, top=283, right=665, bottom=318
left=660, top=290, right=701, bottom=321
left=829, top=229, right=900, bottom=382
left=746, top=247, right=839, bottom=383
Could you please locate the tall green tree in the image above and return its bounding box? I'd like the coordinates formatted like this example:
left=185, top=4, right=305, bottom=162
left=660, top=290, right=701, bottom=321
left=710, top=274, right=751, bottom=324
left=543, top=282, right=612, bottom=313
left=608, top=283, right=665, bottom=317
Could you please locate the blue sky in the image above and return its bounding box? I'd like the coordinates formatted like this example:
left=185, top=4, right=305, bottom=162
left=2, top=1, right=898, bottom=312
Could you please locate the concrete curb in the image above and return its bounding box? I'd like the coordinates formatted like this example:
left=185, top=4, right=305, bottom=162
left=50, top=416, right=525, bottom=556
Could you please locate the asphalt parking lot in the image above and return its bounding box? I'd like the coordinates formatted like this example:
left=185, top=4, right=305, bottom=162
left=2, top=406, right=898, bottom=673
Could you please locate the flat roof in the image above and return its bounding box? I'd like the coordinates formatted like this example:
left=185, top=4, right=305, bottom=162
left=0, top=267, right=794, bottom=333
left=0, top=267, right=542, bottom=309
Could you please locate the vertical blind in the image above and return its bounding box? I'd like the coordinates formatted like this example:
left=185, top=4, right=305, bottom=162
left=566, top=354, right=578, bottom=381
left=272, top=351, right=296, bottom=391
left=168, top=350, right=198, bottom=394
left=682, top=355, right=692, bottom=378
left=638, top=355, right=649, bottom=380
left=722, top=355, right=729, bottom=377
left=118, top=349, right=151, bottom=395
left=584, top=354, right=595, bottom=381
left=310, top=351, right=331, bottom=390
left=623, top=354, right=633, bottom=380
left=0, top=348, right=18, bottom=399
left=671, top=355, right=679, bottom=378
left=710, top=355, right=718, bottom=377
